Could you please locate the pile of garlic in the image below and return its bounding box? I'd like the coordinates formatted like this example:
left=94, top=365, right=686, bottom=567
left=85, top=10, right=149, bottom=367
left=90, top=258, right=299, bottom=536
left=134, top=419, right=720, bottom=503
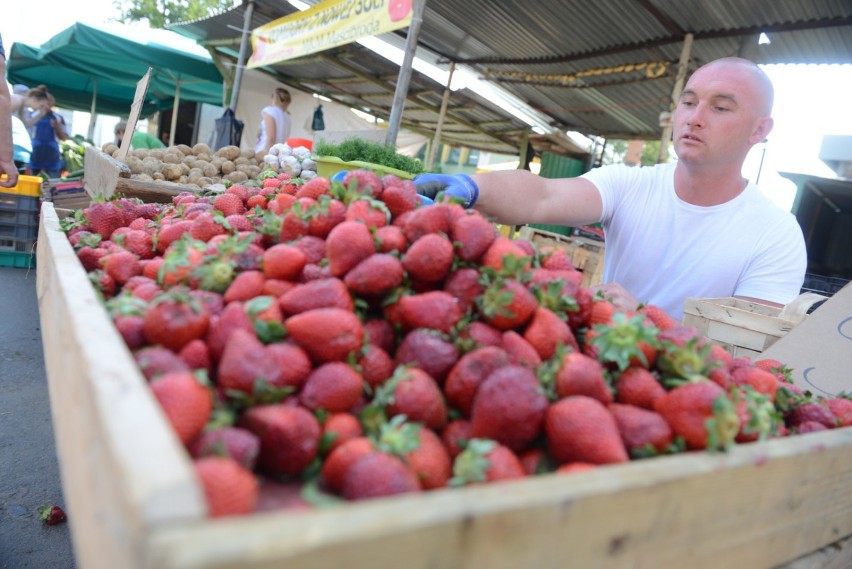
left=262, top=144, right=318, bottom=181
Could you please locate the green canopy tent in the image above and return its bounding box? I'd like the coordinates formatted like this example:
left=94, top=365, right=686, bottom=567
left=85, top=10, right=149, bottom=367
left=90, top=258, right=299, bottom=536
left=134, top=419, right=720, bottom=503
left=6, top=22, right=226, bottom=143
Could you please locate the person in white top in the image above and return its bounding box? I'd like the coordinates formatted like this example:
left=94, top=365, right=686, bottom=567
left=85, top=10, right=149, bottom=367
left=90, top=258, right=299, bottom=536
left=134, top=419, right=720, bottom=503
left=413, top=57, right=807, bottom=320
left=254, top=87, right=292, bottom=160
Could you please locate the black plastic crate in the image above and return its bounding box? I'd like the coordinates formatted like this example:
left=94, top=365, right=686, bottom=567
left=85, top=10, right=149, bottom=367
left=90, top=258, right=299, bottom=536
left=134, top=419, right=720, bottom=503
left=801, top=273, right=850, bottom=297
left=0, top=221, right=38, bottom=252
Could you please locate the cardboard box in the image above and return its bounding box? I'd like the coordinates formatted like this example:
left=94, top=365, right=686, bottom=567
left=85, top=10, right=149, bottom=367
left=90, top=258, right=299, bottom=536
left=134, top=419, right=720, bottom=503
left=760, top=282, right=852, bottom=397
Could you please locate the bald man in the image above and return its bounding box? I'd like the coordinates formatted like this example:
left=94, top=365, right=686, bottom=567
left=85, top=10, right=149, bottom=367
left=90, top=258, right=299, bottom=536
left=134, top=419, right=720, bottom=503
left=414, top=57, right=806, bottom=319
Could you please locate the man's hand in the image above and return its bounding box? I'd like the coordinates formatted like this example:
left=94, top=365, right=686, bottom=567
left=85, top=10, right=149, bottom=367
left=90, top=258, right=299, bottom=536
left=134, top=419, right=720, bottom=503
left=0, top=160, right=18, bottom=188
left=412, top=173, right=480, bottom=208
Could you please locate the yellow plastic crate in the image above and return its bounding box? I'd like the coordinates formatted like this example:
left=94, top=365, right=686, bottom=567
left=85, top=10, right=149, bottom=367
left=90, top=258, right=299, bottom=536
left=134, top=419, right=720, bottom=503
left=313, top=156, right=415, bottom=180
left=1, top=175, right=44, bottom=198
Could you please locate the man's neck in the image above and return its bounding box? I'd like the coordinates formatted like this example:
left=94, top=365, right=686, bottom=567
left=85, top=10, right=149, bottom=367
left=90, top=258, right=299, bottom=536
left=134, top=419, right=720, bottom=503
left=674, top=163, right=748, bottom=206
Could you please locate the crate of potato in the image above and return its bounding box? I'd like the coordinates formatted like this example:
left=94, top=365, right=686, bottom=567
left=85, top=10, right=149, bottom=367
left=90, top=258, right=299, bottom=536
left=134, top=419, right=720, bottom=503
left=36, top=169, right=852, bottom=569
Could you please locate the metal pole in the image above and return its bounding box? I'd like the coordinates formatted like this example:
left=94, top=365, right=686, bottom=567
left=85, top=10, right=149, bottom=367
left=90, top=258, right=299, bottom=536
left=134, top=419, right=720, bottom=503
left=425, top=61, right=454, bottom=170
left=657, top=33, right=693, bottom=163
left=169, top=77, right=181, bottom=147
left=385, top=0, right=427, bottom=147
left=230, top=0, right=255, bottom=112
left=87, top=79, right=98, bottom=141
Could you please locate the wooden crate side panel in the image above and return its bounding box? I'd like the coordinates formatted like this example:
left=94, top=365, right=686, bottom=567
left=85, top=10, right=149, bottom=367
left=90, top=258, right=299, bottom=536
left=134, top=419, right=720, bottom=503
left=84, top=147, right=130, bottom=200
left=683, top=299, right=794, bottom=338
left=147, top=429, right=852, bottom=569
left=36, top=203, right=206, bottom=569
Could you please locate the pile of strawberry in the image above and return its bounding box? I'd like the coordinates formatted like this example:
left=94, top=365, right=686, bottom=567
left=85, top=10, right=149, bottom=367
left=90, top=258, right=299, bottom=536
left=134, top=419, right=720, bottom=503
left=62, top=169, right=852, bottom=518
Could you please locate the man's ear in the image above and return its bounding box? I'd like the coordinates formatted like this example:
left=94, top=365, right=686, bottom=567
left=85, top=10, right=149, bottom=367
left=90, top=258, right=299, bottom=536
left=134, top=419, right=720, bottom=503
left=750, top=116, right=773, bottom=145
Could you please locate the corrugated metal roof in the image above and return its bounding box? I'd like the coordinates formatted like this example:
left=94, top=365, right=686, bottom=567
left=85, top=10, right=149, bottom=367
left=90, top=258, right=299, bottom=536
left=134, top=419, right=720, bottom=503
left=168, top=0, right=852, bottom=157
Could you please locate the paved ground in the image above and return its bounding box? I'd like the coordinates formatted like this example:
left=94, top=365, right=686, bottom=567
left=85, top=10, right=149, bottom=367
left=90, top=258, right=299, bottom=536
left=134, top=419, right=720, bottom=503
left=0, top=266, right=76, bottom=568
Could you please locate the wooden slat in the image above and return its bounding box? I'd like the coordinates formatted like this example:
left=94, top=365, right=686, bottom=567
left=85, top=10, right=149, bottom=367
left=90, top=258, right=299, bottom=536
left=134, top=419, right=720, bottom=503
left=83, top=147, right=131, bottom=200
left=35, top=202, right=206, bottom=569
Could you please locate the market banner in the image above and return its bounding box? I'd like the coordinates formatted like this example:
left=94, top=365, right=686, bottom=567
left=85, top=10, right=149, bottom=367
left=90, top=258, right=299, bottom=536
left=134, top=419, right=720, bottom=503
left=247, top=0, right=413, bottom=68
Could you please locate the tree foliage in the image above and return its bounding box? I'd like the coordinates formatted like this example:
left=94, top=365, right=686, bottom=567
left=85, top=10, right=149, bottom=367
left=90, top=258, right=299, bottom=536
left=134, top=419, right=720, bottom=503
left=113, top=0, right=234, bottom=29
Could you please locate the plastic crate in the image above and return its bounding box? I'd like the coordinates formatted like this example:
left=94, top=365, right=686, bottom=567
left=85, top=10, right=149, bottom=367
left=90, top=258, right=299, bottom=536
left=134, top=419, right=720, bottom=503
left=0, top=221, right=38, bottom=252
left=0, top=250, right=34, bottom=268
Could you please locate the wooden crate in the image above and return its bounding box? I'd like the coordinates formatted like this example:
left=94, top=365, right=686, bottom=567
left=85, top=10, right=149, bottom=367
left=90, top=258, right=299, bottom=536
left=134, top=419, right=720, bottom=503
left=682, top=294, right=827, bottom=358
left=83, top=147, right=187, bottom=203
left=36, top=202, right=852, bottom=569
left=516, top=226, right=605, bottom=287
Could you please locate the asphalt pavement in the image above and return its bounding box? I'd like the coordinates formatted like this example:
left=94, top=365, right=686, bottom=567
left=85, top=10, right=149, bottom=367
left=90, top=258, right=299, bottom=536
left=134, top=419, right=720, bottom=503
left=0, top=266, right=76, bottom=568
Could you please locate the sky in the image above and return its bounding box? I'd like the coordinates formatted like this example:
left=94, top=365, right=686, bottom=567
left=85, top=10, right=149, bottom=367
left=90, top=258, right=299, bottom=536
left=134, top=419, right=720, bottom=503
left=3, top=0, right=850, bottom=212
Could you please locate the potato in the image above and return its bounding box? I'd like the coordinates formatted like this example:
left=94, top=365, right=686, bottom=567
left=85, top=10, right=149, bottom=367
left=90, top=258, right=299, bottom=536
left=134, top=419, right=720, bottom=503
left=214, top=145, right=241, bottom=161
left=201, top=163, right=219, bottom=178
left=192, top=143, right=212, bottom=156
left=162, top=151, right=182, bottom=164
left=126, top=156, right=144, bottom=175
left=102, top=142, right=119, bottom=154
left=210, top=157, right=224, bottom=171
left=152, top=171, right=165, bottom=181
left=149, top=149, right=165, bottom=160
left=162, top=164, right=182, bottom=181
left=225, top=171, right=249, bottom=183
left=175, top=144, right=193, bottom=156
left=234, top=157, right=250, bottom=166
left=220, top=160, right=236, bottom=175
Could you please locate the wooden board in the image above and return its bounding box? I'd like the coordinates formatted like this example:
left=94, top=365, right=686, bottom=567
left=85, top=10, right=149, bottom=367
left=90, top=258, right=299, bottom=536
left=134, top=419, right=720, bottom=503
left=36, top=202, right=852, bottom=569
left=83, top=148, right=186, bottom=203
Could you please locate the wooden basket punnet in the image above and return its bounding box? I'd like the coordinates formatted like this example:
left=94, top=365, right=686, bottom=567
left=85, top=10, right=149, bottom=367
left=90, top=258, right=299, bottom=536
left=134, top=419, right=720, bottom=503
left=36, top=202, right=852, bottom=569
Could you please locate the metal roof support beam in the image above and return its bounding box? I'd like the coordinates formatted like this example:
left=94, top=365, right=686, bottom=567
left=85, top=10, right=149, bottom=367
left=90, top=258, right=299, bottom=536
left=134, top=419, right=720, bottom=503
left=426, top=61, right=454, bottom=170
left=386, top=0, right=427, bottom=146
left=229, top=0, right=254, bottom=111
left=658, top=33, right=693, bottom=163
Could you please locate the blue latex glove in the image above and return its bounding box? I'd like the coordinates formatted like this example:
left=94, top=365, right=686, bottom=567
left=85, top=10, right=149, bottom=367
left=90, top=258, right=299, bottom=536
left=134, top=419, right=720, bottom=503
left=330, top=169, right=349, bottom=183
left=413, top=173, right=480, bottom=208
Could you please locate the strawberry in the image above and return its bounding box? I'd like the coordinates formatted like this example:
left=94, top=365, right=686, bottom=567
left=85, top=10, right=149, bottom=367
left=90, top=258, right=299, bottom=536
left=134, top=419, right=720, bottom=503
left=403, top=425, right=452, bottom=490
left=441, top=419, right=472, bottom=459
left=609, top=403, right=674, bottom=456
left=654, top=379, right=740, bottom=450
left=554, top=351, right=612, bottom=404
left=363, top=318, right=396, bottom=354
left=588, top=299, right=616, bottom=326
left=292, top=235, right=327, bottom=264
left=402, top=233, right=455, bottom=283
left=540, top=247, right=575, bottom=271
left=121, top=229, right=156, bottom=259
left=143, top=288, right=210, bottom=352
left=239, top=404, right=321, bottom=477
left=344, top=254, right=404, bottom=297
left=394, top=329, right=459, bottom=384
left=278, top=278, right=354, bottom=315
left=589, top=311, right=660, bottom=371
left=523, top=306, right=579, bottom=360
left=299, top=362, right=364, bottom=413
left=262, top=278, right=297, bottom=298
left=217, top=329, right=293, bottom=396
left=325, top=220, right=375, bottom=277
left=321, top=412, right=364, bottom=453
left=308, top=198, right=346, bottom=238
left=357, top=344, right=395, bottom=389
left=785, top=401, right=837, bottom=430
left=480, top=236, right=531, bottom=273
left=825, top=397, right=852, bottom=427
left=189, top=212, right=227, bottom=243
left=85, top=202, right=125, bottom=239
left=501, top=330, right=542, bottom=369
left=150, top=371, right=212, bottom=445
left=90, top=269, right=117, bottom=298
left=733, top=387, right=784, bottom=443
left=443, top=268, right=484, bottom=314
left=444, top=346, right=510, bottom=417
left=342, top=170, right=383, bottom=197
left=545, top=396, right=629, bottom=465
left=205, top=301, right=254, bottom=363
left=480, top=279, right=538, bottom=331
left=345, top=198, right=390, bottom=228
left=556, top=463, right=598, bottom=475
left=296, top=176, right=332, bottom=200
left=342, top=451, right=422, bottom=500
left=178, top=338, right=211, bottom=373
left=285, top=307, right=364, bottom=363
left=115, top=314, right=147, bottom=350
left=279, top=211, right=310, bottom=241
left=374, top=225, right=407, bottom=254
left=189, top=426, right=260, bottom=470
left=77, top=245, right=110, bottom=272
left=639, top=303, right=676, bottom=331
left=796, top=421, right=830, bottom=434
left=450, top=439, right=526, bottom=485
left=469, top=365, right=549, bottom=452
left=321, top=437, right=375, bottom=494
left=461, top=321, right=503, bottom=348
left=402, top=204, right=451, bottom=243
left=134, top=345, right=190, bottom=381
left=213, top=192, right=246, bottom=216
left=155, top=220, right=194, bottom=254
left=731, top=365, right=778, bottom=401
left=38, top=504, right=67, bottom=526
left=397, top=291, right=462, bottom=334
left=449, top=211, right=497, bottom=262
left=262, top=243, right=307, bottom=281
left=101, top=250, right=142, bottom=285
left=194, top=456, right=258, bottom=517
left=613, top=366, right=666, bottom=410
left=266, top=342, right=313, bottom=391
left=223, top=270, right=266, bottom=303
left=374, top=367, right=448, bottom=431
left=381, top=182, right=419, bottom=218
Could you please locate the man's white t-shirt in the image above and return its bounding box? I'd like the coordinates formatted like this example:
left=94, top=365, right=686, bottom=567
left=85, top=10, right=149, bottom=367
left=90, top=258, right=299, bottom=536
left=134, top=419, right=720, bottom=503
left=581, top=162, right=807, bottom=320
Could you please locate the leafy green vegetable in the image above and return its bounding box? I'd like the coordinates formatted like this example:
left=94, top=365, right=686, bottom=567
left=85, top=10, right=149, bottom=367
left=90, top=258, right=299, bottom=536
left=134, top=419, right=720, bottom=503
left=313, top=137, right=424, bottom=175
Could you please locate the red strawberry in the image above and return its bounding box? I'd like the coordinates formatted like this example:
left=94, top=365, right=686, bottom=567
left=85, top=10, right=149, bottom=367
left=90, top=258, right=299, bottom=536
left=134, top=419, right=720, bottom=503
left=213, top=192, right=246, bottom=216
left=189, top=426, right=260, bottom=470
left=205, top=301, right=253, bottom=363
left=223, top=270, right=266, bottom=303
left=450, top=211, right=497, bottom=262
left=285, top=307, right=364, bottom=363
left=325, top=220, right=375, bottom=277
left=308, top=198, right=346, bottom=238
left=540, top=247, right=574, bottom=271
left=321, top=412, right=364, bottom=453
left=121, top=229, right=156, bottom=259
left=480, top=236, right=531, bottom=273
left=299, top=362, right=364, bottom=413
left=381, top=183, right=419, bottom=218
left=394, top=329, right=459, bottom=384
left=609, top=403, right=674, bottom=456
left=291, top=235, right=326, bottom=264
left=321, top=437, right=375, bottom=493
left=451, top=439, right=526, bottom=485
left=102, top=250, right=142, bottom=285
left=731, top=366, right=778, bottom=401
left=296, top=176, right=331, bottom=200
left=443, top=268, right=484, bottom=314
left=278, top=277, right=353, bottom=315
left=150, top=371, right=212, bottom=445
left=178, top=338, right=211, bottom=373
left=613, top=366, right=666, bottom=410
left=461, top=321, right=503, bottom=348
left=796, top=421, right=830, bottom=434
left=376, top=367, right=448, bottom=431
left=555, top=351, right=612, bottom=404
left=785, top=401, right=836, bottom=430
left=404, top=426, right=452, bottom=490
left=523, top=306, right=579, bottom=360
left=344, top=253, right=404, bottom=297
left=217, top=329, right=291, bottom=396
left=357, top=344, right=395, bottom=389
left=194, top=456, right=258, bottom=517
left=480, top=279, right=538, bottom=331
left=143, top=289, right=210, bottom=352
left=402, top=233, right=455, bottom=283
left=279, top=211, right=310, bottom=241
left=441, top=419, right=472, bottom=459
left=85, top=202, right=125, bottom=239
left=588, top=299, right=616, bottom=325
left=444, top=346, right=510, bottom=417
left=501, top=330, right=542, bottom=369
left=639, top=304, right=676, bottom=331
left=39, top=504, right=67, bottom=526
left=545, top=396, right=629, bottom=465
left=397, top=291, right=462, bottom=334
left=189, top=212, right=227, bottom=243
left=155, top=220, right=194, bottom=255
left=345, top=198, right=389, bottom=228
left=115, top=314, right=146, bottom=350
left=342, top=170, right=383, bottom=197
left=239, top=404, right=321, bottom=477
left=825, top=397, right=852, bottom=427
left=134, top=346, right=190, bottom=381
left=375, top=225, right=407, bottom=253
left=654, top=380, right=740, bottom=450
left=469, top=365, right=549, bottom=452
left=266, top=342, right=313, bottom=390
left=363, top=318, right=396, bottom=354
left=77, top=246, right=110, bottom=272
left=402, top=204, right=451, bottom=243
left=262, top=243, right=307, bottom=281
left=342, top=451, right=421, bottom=500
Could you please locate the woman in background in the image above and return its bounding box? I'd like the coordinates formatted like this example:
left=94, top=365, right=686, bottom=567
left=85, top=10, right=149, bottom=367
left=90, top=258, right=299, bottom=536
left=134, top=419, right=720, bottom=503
left=25, top=85, right=66, bottom=178
left=254, top=87, right=291, bottom=160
